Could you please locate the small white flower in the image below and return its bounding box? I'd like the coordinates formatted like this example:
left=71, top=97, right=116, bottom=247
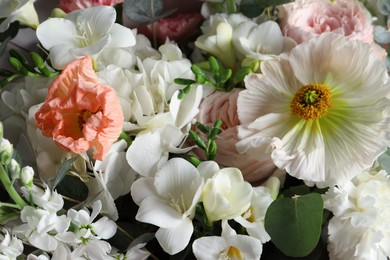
left=36, top=6, right=135, bottom=69
left=192, top=220, right=263, bottom=260
left=67, top=201, right=117, bottom=259
left=21, top=184, right=64, bottom=213
left=323, top=170, right=390, bottom=260
left=0, top=229, right=23, bottom=259
left=202, top=167, right=253, bottom=222
left=131, top=158, right=204, bottom=255
left=0, top=0, right=39, bottom=32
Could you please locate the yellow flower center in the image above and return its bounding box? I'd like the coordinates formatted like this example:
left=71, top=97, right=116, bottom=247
left=290, top=84, right=332, bottom=120
left=227, top=246, right=243, bottom=260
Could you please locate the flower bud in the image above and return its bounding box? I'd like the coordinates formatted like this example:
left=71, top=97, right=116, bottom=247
left=21, top=166, right=34, bottom=188
left=8, top=159, right=21, bottom=181
left=0, top=139, right=13, bottom=165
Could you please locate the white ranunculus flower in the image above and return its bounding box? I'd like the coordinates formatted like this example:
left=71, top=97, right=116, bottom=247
left=0, top=230, right=23, bottom=259
left=0, top=0, right=38, bottom=32
left=192, top=220, right=262, bottom=260
left=36, top=6, right=135, bottom=69
left=131, top=158, right=204, bottom=255
left=202, top=167, right=253, bottom=222
left=237, top=32, right=390, bottom=187
left=323, top=170, right=390, bottom=260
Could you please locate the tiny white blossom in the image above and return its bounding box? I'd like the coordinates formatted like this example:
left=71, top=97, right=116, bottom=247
left=0, top=230, right=23, bottom=259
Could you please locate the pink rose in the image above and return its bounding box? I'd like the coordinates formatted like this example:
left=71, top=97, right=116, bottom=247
left=137, top=12, right=204, bottom=45
left=35, top=56, right=124, bottom=160
left=194, top=89, right=276, bottom=184
left=279, top=0, right=374, bottom=44
left=58, top=0, right=123, bottom=13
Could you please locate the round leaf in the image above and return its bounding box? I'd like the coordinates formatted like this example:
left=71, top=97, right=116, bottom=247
left=264, top=193, right=323, bottom=257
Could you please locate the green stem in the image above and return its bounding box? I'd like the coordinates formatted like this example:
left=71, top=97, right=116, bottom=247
left=226, top=0, right=235, bottom=14
left=0, top=202, right=21, bottom=209
left=0, top=164, right=27, bottom=209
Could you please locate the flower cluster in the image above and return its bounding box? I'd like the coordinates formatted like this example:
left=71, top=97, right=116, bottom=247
left=0, top=0, right=390, bottom=259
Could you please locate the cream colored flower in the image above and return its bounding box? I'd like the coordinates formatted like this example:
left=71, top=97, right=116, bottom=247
left=237, top=32, right=390, bottom=187
left=323, top=170, right=390, bottom=260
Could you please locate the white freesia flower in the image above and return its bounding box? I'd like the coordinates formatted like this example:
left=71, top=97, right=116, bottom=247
left=36, top=6, right=135, bottom=69
left=0, top=0, right=38, bottom=32
left=237, top=32, right=390, bottom=187
left=131, top=158, right=204, bottom=255
left=195, top=13, right=249, bottom=69
left=202, top=167, right=253, bottom=222
left=67, top=200, right=117, bottom=259
left=232, top=20, right=296, bottom=63
left=323, top=170, right=390, bottom=260
left=0, top=230, right=23, bottom=259
left=192, top=220, right=262, bottom=260
left=235, top=177, right=279, bottom=242
left=88, top=140, right=136, bottom=220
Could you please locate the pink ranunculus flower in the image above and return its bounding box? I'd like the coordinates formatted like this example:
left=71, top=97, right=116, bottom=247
left=58, top=0, right=123, bottom=13
left=34, top=56, right=124, bottom=160
left=195, top=88, right=276, bottom=184
left=279, top=0, right=374, bottom=44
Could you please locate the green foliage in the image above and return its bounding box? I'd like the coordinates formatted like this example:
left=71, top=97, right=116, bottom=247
left=175, top=56, right=254, bottom=97
left=51, top=156, right=80, bottom=190
left=188, top=120, right=223, bottom=162
left=0, top=206, right=19, bottom=225
left=56, top=175, right=89, bottom=202
left=265, top=193, right=324, bottom=257
left=0, top=50, right=59, bottom=88
left=123, top=0, right=176, bottom=24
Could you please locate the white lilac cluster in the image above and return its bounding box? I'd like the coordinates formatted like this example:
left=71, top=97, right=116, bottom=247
left=131, top=157, right=278, bottom=256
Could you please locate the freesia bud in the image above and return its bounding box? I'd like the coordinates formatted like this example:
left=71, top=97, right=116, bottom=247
left=21, top=166, right=34, bottom=187
left=0, top=139, right=13, bottom=165
left=8, top=159, right=21, bottom=181
left=202, top=167, right=252, bottom=222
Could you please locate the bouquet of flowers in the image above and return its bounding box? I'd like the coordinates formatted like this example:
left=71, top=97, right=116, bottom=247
left=1, top=0, right=390, bottom=259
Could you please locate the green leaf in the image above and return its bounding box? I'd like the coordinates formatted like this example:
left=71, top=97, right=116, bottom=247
left=56, top=175, right=88, bottom=202
left=378, top=147, right=390, bottom=173
left=265, top=193, right=324, bottom=257
left=124, top=0, right=170, bottom=24
left=52, top=156, right=79, bottom=190
left=0, top=20, right=20, bottom=42
left=0, top=37, right=10, bottom=57
left=239, top=0, right=293, bottom=18
left=0, top=207, right=19, bottom=225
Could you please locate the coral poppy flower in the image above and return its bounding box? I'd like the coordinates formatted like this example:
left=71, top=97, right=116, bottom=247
left=35, top=56, right=123, bottom=160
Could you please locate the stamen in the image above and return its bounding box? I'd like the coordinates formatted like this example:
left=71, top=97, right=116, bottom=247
left=290, top=84, right=332, bottom=120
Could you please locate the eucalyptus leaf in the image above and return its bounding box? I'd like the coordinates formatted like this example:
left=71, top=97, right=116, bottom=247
left=0, top=37, right=10, bottom=58
left=378, top=147, right=390, bottom=173
left=265, top=193, right=324, bottom=257
left=52, top=156, right=80, bottom=190
left=123, top=0, right=164, bottom=24
left=239, top=0, right=293, bottom=18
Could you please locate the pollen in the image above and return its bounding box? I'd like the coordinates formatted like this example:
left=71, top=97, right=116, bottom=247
left=290, top=84, right=332, bottom=120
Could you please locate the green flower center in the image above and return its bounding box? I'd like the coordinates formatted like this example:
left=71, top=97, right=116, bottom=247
left=290, top=84, right=333, bottom=120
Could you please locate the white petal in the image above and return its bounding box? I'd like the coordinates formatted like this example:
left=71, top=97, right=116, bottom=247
left=136, top=197, right=183, bottom=228
left=107, top=23, right=136, bottom=48
left=155, top=218, right=194, bottom=255
left=192, top=236, right=227, bottom=260
left=36, top=18, right=77, bottom=49
left=92, top=217, right=117, bottom=239
left=131, top=177, right=157, bottom=205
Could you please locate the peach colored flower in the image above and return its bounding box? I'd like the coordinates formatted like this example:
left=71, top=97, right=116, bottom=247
left=194, top=89, right=276, bottom=184
left=278, top=0, right=374, bottom=44
left=34, top=56, right=123, bottom=160
left=58, top=0, right=123, bottom=13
